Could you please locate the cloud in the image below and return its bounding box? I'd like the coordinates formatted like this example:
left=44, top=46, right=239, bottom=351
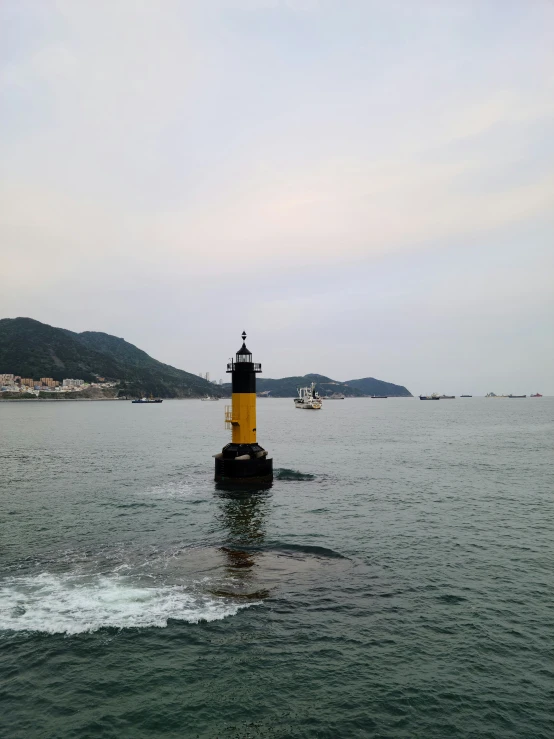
left=1, top=0, right=553, bottom=391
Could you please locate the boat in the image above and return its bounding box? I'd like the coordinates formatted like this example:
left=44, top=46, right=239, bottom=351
left=508, top=394, right=526, bottom=398
left=371, top=395, right=388, bottom=399
left=439, top=395, right=455, bottom=399
left=461, top=394, right=472, bottom=397
left=531, top=393, right=542, bottom=398
left=201, top=395, right=219, bottom=401
left=294, top=382, right=322, bottom=409
left=132, top=395, right=163, bottom=404
left=419, top=393, right=440, bottom=400
left=486, top=393, right=507, bottom=398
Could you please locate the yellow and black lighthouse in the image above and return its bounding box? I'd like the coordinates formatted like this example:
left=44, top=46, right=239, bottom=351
left=214, top=332, right=273, bottom=484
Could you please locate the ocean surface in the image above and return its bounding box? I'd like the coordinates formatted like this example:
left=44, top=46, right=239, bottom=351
left=1, top=397, right=553, bottom=738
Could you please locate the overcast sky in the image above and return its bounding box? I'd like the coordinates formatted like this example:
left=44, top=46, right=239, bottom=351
left=1, top=0, right=553, bottom=394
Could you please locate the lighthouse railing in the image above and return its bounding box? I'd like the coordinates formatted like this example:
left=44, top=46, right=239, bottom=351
left=226, top=361, right=262, bottom=372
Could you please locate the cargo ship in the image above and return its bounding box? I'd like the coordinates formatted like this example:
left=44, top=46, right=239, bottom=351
left=420, top=393, right=440, bottom=400
left=439, top=395, right=455, bottom=399
left=508, top=394, right=526, bottom=398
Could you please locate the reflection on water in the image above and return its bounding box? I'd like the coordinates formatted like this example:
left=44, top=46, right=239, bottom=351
left=213, top=486, right=272, bottom=599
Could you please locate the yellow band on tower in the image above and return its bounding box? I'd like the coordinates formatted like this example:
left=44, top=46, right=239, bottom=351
left=231, top=392, right=257, bottom=444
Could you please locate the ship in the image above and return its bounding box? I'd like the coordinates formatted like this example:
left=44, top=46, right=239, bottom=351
left=201, top=395, right=219, bottom=401
left=461, top=394, right=472, bottom=397
left=371, top=395, right=388, bottom=399
left=294, top=382, right=322, bottom=409
left=439, top=395, right=455, bottom=399
left=419, top=393, right=440, bottom=400
left=508, top=394, right=526, bottom=398
left=486, top=393, right=507, bottom=398
left=531, top=393, right=542, bottom=397
left=132, top=395, right=163, bottom=404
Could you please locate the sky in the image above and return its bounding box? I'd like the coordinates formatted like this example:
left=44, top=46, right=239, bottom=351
left=1, top=0, right=553, bottom=395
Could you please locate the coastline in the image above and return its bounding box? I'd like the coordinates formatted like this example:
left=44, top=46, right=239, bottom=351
left=0, top=397, right=128, bottom=402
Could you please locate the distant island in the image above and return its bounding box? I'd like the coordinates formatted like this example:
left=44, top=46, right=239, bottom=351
left=223, top=373, right=412, bottom=398
left=0, top=318, right=412, bottom=399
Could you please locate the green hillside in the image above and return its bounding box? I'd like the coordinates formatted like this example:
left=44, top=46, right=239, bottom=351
left=345, top=377, right=412, bottom=397
left=223, top=373, right=412, bottom=397
left=0, top=318, right=220, bottom=398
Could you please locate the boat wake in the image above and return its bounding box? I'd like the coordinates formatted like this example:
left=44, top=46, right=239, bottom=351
left=0, top=533, right=349, bottom=636
left=0, top=572, right=248, bottom=635
left=265, top=543, right=348, bottom=560
left=274, top=468, right=315, bottom=481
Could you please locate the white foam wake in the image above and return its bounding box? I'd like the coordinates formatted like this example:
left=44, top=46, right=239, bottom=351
left=0, top=573, right=246, bottom=635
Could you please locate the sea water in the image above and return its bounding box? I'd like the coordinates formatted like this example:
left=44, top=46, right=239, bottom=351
left=1, top=398, right=553, bottom=738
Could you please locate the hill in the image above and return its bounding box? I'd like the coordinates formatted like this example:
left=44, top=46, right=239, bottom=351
left=0, top=318, right=220, bottom=398
left=344, top=377, right=412, bottom=397
left=223, top=373, right=412, bottom=397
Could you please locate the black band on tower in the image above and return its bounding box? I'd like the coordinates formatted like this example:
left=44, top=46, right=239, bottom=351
left=232, top=368, right=255, bottom=393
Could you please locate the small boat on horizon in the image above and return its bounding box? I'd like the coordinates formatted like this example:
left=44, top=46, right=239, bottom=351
left=531, top=393, right=542, bottom=397
left=132, top=395, right=163, bottom=404
left=461, top=394, right=472, bottom=397
left=295, top=383, right=322, bottom=409
left=420, top=394, right=440, bottom=400
left=508, top=394, right=526, bottom=398
left=371, top=395, right=388, bottom=399
left=439, top=395, right=455, bottom=399
left=201, top=395, right=219, bottom=401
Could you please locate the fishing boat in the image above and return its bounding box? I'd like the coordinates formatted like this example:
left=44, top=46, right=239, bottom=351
left=531, top=393, right=542, bottom=397
left=419, top=393, right=440, bottom=400
left=508, top=394, right=526, bottom=398
left=132, top=395, right=163, bottom=404
left=294, top=383, right=322, bottom=409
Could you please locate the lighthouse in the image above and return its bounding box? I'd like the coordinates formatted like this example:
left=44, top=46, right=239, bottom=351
left=214, top=332, right=273, bottom=484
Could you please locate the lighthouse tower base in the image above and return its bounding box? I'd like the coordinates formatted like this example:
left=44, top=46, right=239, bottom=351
left=214, top=443, right=273, bottom=484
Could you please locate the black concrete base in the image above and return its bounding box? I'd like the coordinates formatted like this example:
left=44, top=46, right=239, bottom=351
left=214, top=443, right=273, bottom=484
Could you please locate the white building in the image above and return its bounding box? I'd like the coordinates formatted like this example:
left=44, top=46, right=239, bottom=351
left=63, top=378, right=85, bottom=387
left=0, top=374, right=15, bottom=385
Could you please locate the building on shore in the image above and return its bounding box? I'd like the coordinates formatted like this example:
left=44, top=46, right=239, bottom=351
left=20, top=378, right=35, bottom=387
left=40, top=377, right=60, bottom=388
left=0, top=374, right=15, bottom=385
left=63, top=378, right=84, bottom=387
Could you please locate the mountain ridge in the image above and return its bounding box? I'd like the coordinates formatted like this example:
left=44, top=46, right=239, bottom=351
left=0, top=318, right=412, bottom=398
left=0, top=317, right=219, bottom=398
left=223, top=373, right=412, bottom=397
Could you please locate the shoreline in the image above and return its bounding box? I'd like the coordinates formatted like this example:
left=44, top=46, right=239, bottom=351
left=0, top=397, right=230, bottom=402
